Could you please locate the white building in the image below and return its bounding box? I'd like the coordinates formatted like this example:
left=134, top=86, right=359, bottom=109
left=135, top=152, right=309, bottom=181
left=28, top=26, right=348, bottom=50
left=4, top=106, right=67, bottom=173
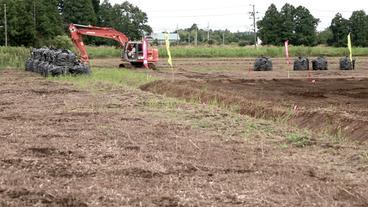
left=151, top=33, right=180, bottom=44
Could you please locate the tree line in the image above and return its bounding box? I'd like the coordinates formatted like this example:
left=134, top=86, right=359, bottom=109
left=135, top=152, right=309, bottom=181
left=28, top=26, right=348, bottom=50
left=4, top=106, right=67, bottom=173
left=0, top=0, right=151, bottom=47
left=175, top=24, right=256, bottom=46
left=257, top=3, right=368, bottom=47
left=0, top=0, right=366, bottom=48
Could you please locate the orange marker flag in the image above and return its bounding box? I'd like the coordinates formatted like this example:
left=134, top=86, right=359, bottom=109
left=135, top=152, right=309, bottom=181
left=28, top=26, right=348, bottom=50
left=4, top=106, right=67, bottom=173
left=284, top=40, right=290, bottom=64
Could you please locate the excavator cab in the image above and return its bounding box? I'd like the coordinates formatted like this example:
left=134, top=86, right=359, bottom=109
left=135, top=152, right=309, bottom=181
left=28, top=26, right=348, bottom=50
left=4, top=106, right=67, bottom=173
left=122, top=41, right=158, bottom=69
left=124, top=42, right=142, bottom=61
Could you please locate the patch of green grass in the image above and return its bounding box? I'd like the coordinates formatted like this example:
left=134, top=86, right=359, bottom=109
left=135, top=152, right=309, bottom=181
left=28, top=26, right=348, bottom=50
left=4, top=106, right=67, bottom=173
left=244, top=122, right=259, bottom=135
left=274, top=107, right=295, bottom=124
left=192, top=119, right=212, bottom=129
left=319, top=124, right=346, bottom=144
left=280, top=143, right=289, bottom=149
left=49, top=68, right=157, bottom=89
left=86, top=46, right=121, bottom=59
left=0, top=46, right=29, bottom=68
left=286, top=131, right=312, bottom=148
left=143, top=97, right=182, bottom=110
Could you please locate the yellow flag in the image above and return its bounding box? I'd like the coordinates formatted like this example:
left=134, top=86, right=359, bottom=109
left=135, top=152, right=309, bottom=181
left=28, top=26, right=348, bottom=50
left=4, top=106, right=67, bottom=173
left=164, top=33, right=173, bottom=68
left=347, top=33, right=352, bottom=62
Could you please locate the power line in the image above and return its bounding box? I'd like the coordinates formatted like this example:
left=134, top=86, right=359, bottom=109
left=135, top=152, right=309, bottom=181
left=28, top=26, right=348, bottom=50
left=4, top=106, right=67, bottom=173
left=149, top=12, right=247, bottom=18
left=151, top=24, right=252, bottom=32
left=148, top=4, right=250, bottom=13
left=309, top=9, right=363, bottom=13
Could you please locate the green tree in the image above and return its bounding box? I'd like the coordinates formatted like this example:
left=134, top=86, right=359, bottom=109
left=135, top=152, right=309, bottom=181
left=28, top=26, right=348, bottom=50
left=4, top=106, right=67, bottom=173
left=257, top=4, right=282, bottom=45
left=92, top=0, right=100, bottom=15
left=349, top=10, right=368, bottom=46
left=177, top=24, right=255, bottom=45
left=98, top=1, right=152, bottom=40
left=0, top=0, right=64, bottom=47
left=61, top=0, right=97, bottom=25
left=0, top=0, right=35, bottom=46
left=34, top=0, right=64, bottom=46
left=317, top=28, right=333, bottom=45
left=329, top=13, right=350, bottom=47
left=98, top=0, right=113, bottom=25
left=280, top=4, right=296, bottom=43
left=293, top=6, right=319, bottom=46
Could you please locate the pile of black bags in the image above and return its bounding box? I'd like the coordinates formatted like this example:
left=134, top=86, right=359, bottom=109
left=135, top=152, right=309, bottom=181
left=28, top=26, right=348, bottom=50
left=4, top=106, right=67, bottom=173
left=293, top=57, right=309, bottom=71
left=254, top=56, right=272, bottom=71
left=25, top=47, right=91, bottom=76
left=339, top=56, right=355, bottom=70
left=312, top=57, right=328, bottom=70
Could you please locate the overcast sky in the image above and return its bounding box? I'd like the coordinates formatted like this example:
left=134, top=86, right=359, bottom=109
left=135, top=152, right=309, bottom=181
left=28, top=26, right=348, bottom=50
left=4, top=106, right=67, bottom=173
left=110, top=0, right=367, bottom=32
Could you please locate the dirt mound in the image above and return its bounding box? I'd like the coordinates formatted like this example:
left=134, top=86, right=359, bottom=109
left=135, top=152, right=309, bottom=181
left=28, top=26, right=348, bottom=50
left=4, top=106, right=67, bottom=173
left=141, top=78, right=368, bottom=141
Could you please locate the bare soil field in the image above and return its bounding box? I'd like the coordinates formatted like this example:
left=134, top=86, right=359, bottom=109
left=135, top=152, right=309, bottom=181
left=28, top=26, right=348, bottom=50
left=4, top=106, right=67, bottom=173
left=94, top=57, right=368, bottom=140
left=1, top=58, right=368, bottom=206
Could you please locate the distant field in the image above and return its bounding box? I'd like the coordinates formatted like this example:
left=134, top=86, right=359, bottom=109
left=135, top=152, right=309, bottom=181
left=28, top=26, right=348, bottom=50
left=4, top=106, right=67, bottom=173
left=1, top=45, right=368, bottom=68
left=86, top=45, right=368, bottom=58
left=159, top=45, right=368, bottom=58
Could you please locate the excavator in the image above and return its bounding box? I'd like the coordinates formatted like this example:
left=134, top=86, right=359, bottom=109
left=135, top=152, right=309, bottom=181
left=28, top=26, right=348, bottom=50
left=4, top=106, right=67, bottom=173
left=69, top=23, right=159, bottom=69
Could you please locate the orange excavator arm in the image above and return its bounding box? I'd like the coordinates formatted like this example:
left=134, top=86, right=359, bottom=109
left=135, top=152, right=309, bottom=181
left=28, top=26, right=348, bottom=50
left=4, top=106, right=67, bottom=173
left=69, top=23, right=129, bottom=64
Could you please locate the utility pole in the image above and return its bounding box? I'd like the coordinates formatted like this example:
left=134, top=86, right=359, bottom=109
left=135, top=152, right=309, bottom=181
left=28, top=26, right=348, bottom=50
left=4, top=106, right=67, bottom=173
left=4, top=4, right=7, bottom=47
left=176, top=24, right=179, bottom=45
left=188, top=32, right=191, bottom=45
left=249, top=4, right=258, bottom=48
left=207, top=22, right=210, bottom=41
left=222, top=32, right=225, bottom=46
left=195, top=27, right=198, bottom=46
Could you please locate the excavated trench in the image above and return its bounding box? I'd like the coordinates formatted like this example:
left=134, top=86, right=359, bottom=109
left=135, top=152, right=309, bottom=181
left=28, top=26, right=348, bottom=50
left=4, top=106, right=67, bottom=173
left=141, top=77, right=368, bottom=141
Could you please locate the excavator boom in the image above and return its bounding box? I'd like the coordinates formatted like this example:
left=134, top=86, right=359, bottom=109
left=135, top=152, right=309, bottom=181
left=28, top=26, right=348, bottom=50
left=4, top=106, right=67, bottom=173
left=69, top=24, right=129, bottom=63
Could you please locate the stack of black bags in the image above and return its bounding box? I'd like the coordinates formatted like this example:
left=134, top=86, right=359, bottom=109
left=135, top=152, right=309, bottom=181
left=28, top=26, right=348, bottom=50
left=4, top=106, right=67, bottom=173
left=254, top=56, right=273, bottom=71
left=25, top=47, right=91, bottom=77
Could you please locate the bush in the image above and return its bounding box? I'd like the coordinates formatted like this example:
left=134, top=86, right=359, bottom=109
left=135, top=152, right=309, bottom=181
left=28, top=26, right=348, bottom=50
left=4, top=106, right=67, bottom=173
left=207, top=39, right=216, bottom=45
left=47, top=35, right=74, bottom=50
left=238, top=41, right=248, bottom=47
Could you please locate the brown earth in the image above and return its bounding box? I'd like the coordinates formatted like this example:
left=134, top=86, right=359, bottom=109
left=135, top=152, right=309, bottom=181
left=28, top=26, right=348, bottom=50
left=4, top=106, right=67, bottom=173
left=1, top=65, right=368, bottom=206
